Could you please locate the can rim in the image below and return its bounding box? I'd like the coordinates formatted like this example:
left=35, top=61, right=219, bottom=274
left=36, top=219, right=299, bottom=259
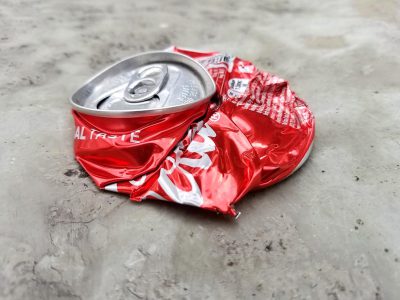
left=291, top=140, right=314, bottom=174
left=69, top=51, right=216, bottom=117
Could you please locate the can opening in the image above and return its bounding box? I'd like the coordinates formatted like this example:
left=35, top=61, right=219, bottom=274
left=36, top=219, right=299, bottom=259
left=96, top=94, right=161, bottom=109
left=96, top=96, right=110, bottom=109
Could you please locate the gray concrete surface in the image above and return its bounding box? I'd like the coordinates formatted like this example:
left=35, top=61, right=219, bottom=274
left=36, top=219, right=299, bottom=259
left=1, top=0, right=399, bottom=299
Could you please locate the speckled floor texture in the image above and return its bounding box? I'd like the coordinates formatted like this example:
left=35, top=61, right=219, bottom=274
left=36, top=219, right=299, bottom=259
left=1, top=0, right=399, bottom=299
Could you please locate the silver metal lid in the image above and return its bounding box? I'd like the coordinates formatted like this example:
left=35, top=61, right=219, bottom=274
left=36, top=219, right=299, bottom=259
left=70, top=52, right=216, bottom=117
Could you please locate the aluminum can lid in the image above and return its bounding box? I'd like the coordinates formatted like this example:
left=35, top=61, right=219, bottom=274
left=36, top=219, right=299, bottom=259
left=70, top=51, right=216, bottom=117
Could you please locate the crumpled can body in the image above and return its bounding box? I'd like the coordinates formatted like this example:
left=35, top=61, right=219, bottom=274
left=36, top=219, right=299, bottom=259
left=72, top=47, right=315, bottom=216
left=72, top=102, right=211, bottom=188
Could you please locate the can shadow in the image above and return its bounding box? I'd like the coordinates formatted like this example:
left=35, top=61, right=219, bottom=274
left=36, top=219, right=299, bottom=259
left=133, top=199, right=237, bottom=226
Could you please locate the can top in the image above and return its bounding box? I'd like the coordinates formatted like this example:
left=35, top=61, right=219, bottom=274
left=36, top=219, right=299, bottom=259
left=70, top=52, right=216, bottom=117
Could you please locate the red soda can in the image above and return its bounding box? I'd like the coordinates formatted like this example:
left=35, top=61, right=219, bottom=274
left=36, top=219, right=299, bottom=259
left=71, top=47, right=315, bottom=216
left=70, top=52, right=216, bottom=188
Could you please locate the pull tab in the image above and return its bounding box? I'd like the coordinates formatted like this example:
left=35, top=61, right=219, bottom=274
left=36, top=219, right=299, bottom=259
left=124, top=64, right=168, bottom=103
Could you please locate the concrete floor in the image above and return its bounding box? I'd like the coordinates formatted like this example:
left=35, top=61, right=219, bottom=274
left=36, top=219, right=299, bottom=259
left=1, top=0, right=399, bottom=299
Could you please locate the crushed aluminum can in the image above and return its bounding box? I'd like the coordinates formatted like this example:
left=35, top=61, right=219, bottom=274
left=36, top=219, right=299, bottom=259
left=71, top=47, right=315, bottom=216
left=70, top=51, right=216, bottom=187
